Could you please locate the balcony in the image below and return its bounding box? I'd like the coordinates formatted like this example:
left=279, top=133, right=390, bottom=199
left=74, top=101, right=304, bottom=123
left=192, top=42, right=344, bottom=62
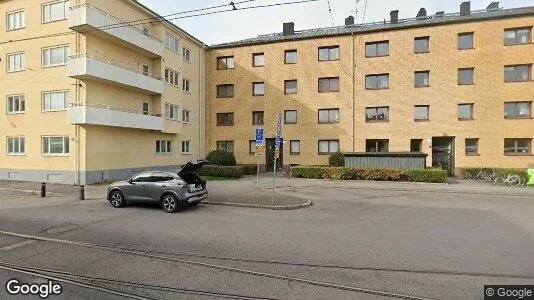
left=68, top=102, right=164, bottom=131
left=68, top=54, right=164, bottom=94
left=68, top=4, right=164, bottom=57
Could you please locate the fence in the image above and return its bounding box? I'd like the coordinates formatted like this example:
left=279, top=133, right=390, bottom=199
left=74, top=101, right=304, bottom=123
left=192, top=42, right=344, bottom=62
left=344, top=152, right=427, bottom=170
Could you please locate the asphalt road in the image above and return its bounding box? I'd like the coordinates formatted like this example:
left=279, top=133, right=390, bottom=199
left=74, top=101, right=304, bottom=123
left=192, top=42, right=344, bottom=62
left=0, top=180, right=533, bottom=300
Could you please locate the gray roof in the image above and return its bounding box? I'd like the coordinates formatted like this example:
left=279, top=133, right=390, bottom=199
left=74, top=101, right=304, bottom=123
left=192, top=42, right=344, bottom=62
left=210, top=6, right=534, bottom=49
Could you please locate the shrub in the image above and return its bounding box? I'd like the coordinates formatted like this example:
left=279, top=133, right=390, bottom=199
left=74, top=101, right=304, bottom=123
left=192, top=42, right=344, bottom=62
left=198, top=165, right=243, bottom=178
left=405, top=168, right=447, bottom=183
left=206, top=150, right=236, bottom=166
left=328, top=152, right=345, bottom=167
left=462, top=167, right=528, bottom=183
left=241, top=165, right=258, bottom=175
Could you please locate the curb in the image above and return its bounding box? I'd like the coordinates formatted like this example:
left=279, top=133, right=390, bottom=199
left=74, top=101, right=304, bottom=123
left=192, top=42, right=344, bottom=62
left=0, top=187, right=66, bottom=197
left=202, top=200, right=313, bottom=210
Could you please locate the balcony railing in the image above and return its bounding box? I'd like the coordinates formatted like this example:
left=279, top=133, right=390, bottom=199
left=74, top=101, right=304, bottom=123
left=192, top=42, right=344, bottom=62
left=68, top=53, right=164, bottom=94
left=68, top=3, right=164, bottom=57
left=68, top=102, right=164, bottom=131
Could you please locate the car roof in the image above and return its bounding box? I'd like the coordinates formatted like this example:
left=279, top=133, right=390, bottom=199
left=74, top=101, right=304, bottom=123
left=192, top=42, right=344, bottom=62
left=135, top=171, right=176, bottom=177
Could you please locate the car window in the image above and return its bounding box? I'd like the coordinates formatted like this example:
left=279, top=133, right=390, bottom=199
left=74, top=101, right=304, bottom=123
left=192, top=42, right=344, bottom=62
left=152, top=172, right=174, bottom=182
left=131, top=172, right=152, bottom=183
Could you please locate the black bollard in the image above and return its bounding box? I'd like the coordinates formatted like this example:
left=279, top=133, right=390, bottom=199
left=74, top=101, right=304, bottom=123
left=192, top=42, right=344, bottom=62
left=41, top=182, right=46, bottom=198
left=79, top=185, right=85, bottom=200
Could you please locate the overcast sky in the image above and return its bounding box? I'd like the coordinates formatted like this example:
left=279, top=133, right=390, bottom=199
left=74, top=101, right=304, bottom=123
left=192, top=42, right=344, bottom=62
left=137, top=0, right=534, bottom=45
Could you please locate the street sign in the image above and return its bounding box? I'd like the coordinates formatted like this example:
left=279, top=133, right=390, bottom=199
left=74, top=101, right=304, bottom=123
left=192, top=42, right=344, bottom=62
left=255, top=128, right=264, bottom=146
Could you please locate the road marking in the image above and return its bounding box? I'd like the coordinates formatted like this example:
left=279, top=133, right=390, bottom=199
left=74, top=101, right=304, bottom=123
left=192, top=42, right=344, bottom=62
left=0, top=240, right=35, bottom=253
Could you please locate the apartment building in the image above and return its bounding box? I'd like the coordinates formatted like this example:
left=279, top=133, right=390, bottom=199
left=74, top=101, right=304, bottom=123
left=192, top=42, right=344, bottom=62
left=206, top=2, right=534, bottom=175
left=0, top=0, right=206, bottom=184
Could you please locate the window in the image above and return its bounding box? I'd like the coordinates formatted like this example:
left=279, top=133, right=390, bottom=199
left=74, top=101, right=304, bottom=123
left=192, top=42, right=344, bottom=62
left=131, top=172, right=152, bottom=183
left=7, top=137, right=25, bottom=155
left=217, top=141, right=234, bottom=153
left=284, top=110, right=297, bottom=124
left=7, top=10, right=25, bottom=31
left=164, top=104, right=179, bottom=120
left=365, top=41, right=389, bottom=57
left=504, top=65, right=531, bottom=82
left=285, top=80, right=297, bottom=94
left=152, top=172, right=175, bottom=182
left=156, top=140, right=172, bottom=154
left=318, top=77, right=339, bottom=93
left=217, top=84, right=234, bottom=98
left=252, top=111, right=264, bottom=125
left=253, top=82, right=264, bottom=96
left=42, top=46, right=68, bottom=67
left=366, top=139, right=389, bottom=152
left=42, top=91, right=68, bottom=111
left=216, top=113, right=234, bottom=126
left=414, top=105, right=429, bottom=121
left=458, top=103, right=474, bottom=120
left=365, top=107, right=389, bottom=122
left=318, top=108, right=339, bottom=123
left=414, top=37, right=430, bottom=53
left=182, top=78, right=191, bottom=92
left=458, top=68, right=474, bottom=85
left=365, top=74, right=389, bottom=89
left=318, top=140, right=339, bottom=154
left=217, top=56, right=234, bottom=70
left=290, top=140, right=300, bottom=155
left=249, top=140, right=257, bottom=155
left=410, top=139, right=422, bottom=152
left=504, top=138, right=531, bottom=155
left=181, top=141, right=191, bottom=154
left=285, top=50, right=297, bottom=64
left=182, top=47, right=191, bottom=62
left=142, top=65, right=150, bottom=76
left=318, top=46, right=339, bottom=61
left=164, top=33, right=179, bottom=52
left=253, top=53, right=264, bottom=67
left=42, top=1, right=68, bottom=23
left=504, top=27, right=531, bottom=46
left=7, top=53, right=25, bottom=72
left=414, top=71, right=430, bottom=87
left=142, top=26, right=150, bottom=35
left=142, top=102, right=149, bottom=115
left=164, top=68, right=179, bottom=86
left=182, top=109, right=191, bottom=123
left=42, top=136, right=69, bottom=155
left=465, top=138, right=479, bottom=155
left=504, top=102, right=531, bottom=119
left=7, top=95, right=25, bottom=114
left=458, top=32, right=474, bottom=50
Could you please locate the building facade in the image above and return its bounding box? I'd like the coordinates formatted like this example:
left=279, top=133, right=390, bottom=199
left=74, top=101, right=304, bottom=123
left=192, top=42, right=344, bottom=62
left=1, top=0, right=206, bottom=184
left=206, top=3, right=534, bottom=175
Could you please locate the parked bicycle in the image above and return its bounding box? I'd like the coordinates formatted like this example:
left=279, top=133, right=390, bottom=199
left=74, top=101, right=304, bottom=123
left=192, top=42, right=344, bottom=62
left=465, top=168, right=525, bottom=187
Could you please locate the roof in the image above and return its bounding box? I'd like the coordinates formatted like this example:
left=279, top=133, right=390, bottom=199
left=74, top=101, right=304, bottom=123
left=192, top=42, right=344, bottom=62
left=210, top=5, right=534, bottom=49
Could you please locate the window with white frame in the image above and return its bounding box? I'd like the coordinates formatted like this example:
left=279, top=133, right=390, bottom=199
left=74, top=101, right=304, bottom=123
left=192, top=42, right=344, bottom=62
left=7, top=53, right=25, bottom=72
left=7, top=95, right=25, bottom=114
left=164, top=104, right=179, bottom=120
left=182, top=47, right=191, bottom=62
left=7, top=137, right=25, bottom=155
left=7, top=10, right=25, bottom=31
left=181, top=141, right=191, bottom=154
left=182, top=78, right=191, bottom=92
left=182, top=109, right=191, bottom=123
left=42, top=91, right=68, bottom=111
left=164, top=33, right=179, bottom=52
left=156, top=140, right=172, bottom=154
left=42, top=46, right=69, bottom=67
left=164, top=68, right=179, bottom=86
left=42, top=136, right=69, bottom=155
left=42, top=1, right=68, bottom=23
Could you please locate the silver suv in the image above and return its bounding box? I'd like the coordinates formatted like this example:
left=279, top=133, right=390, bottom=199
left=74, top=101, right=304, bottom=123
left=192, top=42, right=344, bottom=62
left=107, top=160, right=208, bottom=213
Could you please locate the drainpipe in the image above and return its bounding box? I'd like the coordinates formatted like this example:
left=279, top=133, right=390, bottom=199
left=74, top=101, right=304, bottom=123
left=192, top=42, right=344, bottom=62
left=351, top=31, right=356, bottom=152
left=74, top=32, right=81, bottom=185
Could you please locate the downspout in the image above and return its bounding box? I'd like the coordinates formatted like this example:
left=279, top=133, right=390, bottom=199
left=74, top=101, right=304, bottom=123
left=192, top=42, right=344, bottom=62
left=351, top=30, right=356, bottom=152
left=198, top=47, right=202, bottom=158
left=75, top=32, right=81, bottom=185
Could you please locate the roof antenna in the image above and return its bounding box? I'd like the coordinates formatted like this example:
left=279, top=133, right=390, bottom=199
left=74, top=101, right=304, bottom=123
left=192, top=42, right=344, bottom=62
left=229, top=1, right=237, bottom=10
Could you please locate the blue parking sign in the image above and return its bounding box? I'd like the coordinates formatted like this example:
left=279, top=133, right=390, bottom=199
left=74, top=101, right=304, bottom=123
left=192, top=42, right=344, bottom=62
left=255, top=128, right=264, bottom=146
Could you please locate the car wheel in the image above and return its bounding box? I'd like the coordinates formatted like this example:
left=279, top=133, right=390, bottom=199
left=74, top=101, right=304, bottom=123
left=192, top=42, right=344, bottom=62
left=109, top=191, right=125, bottom=208
left=161, top=194, right=181, bottom=213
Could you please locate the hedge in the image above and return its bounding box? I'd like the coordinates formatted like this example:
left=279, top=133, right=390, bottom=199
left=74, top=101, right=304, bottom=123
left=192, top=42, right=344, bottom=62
left=462, top=167, right=528, bottom=183
left=328, top=152, right=345, bottom=167
left=241, top=165, right=258, bottom=175
left=205, top=150, right=236, bottom=166
left=290, top=166, right=447, bottom=183
left=198, top=165, right=243, bottom=178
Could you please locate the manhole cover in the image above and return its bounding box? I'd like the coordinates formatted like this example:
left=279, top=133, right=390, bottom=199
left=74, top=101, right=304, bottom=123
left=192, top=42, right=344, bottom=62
left=44, top=224, right=78, bottom=234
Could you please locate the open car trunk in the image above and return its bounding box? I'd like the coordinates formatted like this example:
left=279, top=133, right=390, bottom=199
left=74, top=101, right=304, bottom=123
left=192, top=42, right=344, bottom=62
left=178, top=159, right=208, bottom=186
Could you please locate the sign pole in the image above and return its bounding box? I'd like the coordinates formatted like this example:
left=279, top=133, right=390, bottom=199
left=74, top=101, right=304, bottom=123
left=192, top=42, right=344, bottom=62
left=272, top=113, right=282, bottom=206
left=272, top=156, right=277, bottom=206
left=257, top=156, right=260, bottom=189
left=255, top=127, right=264, bottom=189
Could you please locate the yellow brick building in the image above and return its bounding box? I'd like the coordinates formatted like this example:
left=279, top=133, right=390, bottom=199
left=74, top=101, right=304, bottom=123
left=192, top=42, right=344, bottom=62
left=206, top=2, right=534, bottom=175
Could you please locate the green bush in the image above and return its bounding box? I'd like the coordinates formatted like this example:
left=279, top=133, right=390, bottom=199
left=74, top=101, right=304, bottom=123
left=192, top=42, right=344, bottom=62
left=241, top=165, right=258, bottom=175
left=328, top=152, right=345, bottom=167
left=198, top=165, right=243, bottom=178
left=462, top=167, right=528, bottom=183
left=290, top=166, right=447, bottom=183
left=206, top=150, right=236, bottom=166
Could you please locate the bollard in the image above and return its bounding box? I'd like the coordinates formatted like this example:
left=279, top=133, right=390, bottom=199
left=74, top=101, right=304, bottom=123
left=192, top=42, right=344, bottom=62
left=79, top=185, right=85, bottom=200
left=41, top=182, right=46, bottom=198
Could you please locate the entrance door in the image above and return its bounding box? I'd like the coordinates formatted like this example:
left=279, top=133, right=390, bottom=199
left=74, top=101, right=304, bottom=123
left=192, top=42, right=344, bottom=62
left=265, top=138, right=283, bottom=172
left=432, top=137, right=455, bottom=176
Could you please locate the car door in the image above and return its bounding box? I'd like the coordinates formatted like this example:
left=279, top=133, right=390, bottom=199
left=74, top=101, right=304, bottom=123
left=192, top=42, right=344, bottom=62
left=145, top=172, right=174, bottom=202
left=124, top=172, right=152, bottom=201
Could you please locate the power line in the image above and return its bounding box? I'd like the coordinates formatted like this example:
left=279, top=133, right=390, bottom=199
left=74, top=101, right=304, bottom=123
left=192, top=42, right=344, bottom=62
left=361, top=0, right=368, bottom=23
left=326, top=0, right=335, bottom=26
left=0, top=0, right=321, bottom=45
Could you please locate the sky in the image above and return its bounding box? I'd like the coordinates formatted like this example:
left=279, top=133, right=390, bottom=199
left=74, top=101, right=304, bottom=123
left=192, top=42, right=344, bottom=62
left=137, top=0, right=534, bottom=45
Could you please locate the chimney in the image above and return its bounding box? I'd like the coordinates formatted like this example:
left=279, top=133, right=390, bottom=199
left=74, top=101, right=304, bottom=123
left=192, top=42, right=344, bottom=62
left=460, top=1, right=471, bottom=16
left=345, top=15, right=354, bottom=26
left=435, top=11, right=445, bottom=17
left=487, top=2, right=499, bottom=10
left=390, top=10, right=399, bottom=24
left=416, top=8, right=427, bottom=19
left=283, top=22, right=294, bottom=35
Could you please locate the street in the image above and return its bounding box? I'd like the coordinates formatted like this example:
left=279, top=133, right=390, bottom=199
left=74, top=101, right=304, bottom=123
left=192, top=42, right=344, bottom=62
left=0, top=177, right=533, bottom=299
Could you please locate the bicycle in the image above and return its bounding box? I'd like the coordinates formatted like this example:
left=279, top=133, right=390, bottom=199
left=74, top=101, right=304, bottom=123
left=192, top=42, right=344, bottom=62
left=494, top=174, right=524, bottom=187
left=276, top=167, right=288, bottom=177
